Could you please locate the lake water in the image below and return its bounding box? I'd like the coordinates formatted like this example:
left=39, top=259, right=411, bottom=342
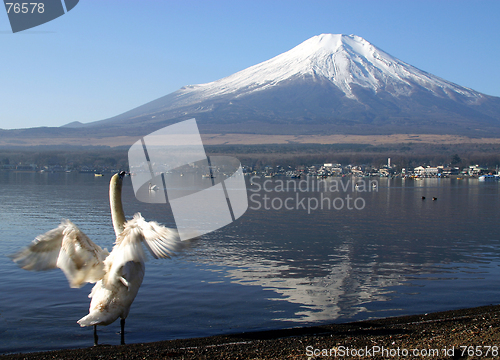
left=1, top=172, right=500, bottom=354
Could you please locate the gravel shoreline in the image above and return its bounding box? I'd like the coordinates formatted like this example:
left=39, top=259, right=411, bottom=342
left=2, top=304, right=500, bottom=359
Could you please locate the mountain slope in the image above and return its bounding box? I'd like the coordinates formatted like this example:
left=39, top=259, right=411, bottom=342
left=73, top=34, right=500, bottom=136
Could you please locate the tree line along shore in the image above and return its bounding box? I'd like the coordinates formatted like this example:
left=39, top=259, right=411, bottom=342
left=1, top=142, right=500, bottom=175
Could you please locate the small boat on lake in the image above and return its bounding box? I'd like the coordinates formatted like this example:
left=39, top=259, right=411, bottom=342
left=478, top=174, right=499, bottom=181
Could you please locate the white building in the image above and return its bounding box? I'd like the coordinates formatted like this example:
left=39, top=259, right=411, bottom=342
left=413, top=166, right=440, bottom=176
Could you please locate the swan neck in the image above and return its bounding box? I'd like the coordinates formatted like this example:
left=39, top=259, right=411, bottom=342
left=110, top=174, right=126, bottom=236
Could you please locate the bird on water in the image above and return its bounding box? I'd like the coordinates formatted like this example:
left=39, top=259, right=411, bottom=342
left=11, top=171, right=183, bottom=346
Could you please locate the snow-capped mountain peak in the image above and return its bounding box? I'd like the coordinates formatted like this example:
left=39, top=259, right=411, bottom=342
left=87, top=33, right=500, bottom=138
left=177, top=33, right=482, bottom=104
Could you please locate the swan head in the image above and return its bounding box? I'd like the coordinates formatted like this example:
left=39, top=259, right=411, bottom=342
left=118, top=171, right=129, bottom=179
left=111, top=171, right=129, bottom=185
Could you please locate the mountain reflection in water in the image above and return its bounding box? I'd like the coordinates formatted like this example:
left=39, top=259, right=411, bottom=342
left=1, top=173, right=500, bottom=354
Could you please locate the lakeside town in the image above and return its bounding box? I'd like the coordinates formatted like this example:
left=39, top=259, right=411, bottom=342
left=2, top=157, right=499, bottom=180
left=252, top=158, right=499, bottom=179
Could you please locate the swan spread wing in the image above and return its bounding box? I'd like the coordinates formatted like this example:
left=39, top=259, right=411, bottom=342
left=10, top=220, right=109, bottom=288
left=116, top=213, right=181, bottom=260
left=10, top=222, right=66, bottom=271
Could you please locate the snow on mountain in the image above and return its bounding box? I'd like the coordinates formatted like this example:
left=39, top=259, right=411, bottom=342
left=83, top=33, right=500, bottom=137
left=172, top=34, right=483, bottom=107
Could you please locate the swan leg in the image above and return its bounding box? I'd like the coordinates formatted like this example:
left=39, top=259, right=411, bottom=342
left=93, top=325, right=98, bottom=346
left=120, top=318, right=125, bottom=345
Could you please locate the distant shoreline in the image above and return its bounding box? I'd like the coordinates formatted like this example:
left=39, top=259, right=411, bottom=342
left=2, top=304, right=500, bottom=359
left=2, top=134, right=500, bottom=174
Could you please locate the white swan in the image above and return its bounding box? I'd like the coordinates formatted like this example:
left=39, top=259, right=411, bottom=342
left=11, top=171, right=182, bottom=346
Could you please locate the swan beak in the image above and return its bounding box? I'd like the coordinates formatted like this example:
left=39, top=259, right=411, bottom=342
left=118, top=171, right=130, bottom=178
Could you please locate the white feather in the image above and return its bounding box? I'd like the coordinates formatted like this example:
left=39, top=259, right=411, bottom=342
left=77, top=213, right=181, bottom=327
left=11, top=172, right=188, bottom=345
left=10, top=220, right=109, bottom=288
left=12, top=214, right=182, bottom=326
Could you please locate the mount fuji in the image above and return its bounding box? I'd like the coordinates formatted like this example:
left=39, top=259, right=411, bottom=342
left=74, top=34, right=500, bottom=136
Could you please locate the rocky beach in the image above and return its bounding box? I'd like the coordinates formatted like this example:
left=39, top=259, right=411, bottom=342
left=2, top=304, right=500, bottom=360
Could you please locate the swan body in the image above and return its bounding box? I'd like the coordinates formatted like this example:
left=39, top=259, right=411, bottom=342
left=11, top=171, right=182, bottom=345
left=78, top=214, right=177, bottom=327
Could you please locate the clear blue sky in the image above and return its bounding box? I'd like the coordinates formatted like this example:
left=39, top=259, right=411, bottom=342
left=1, top=0, right=499, bottom=129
